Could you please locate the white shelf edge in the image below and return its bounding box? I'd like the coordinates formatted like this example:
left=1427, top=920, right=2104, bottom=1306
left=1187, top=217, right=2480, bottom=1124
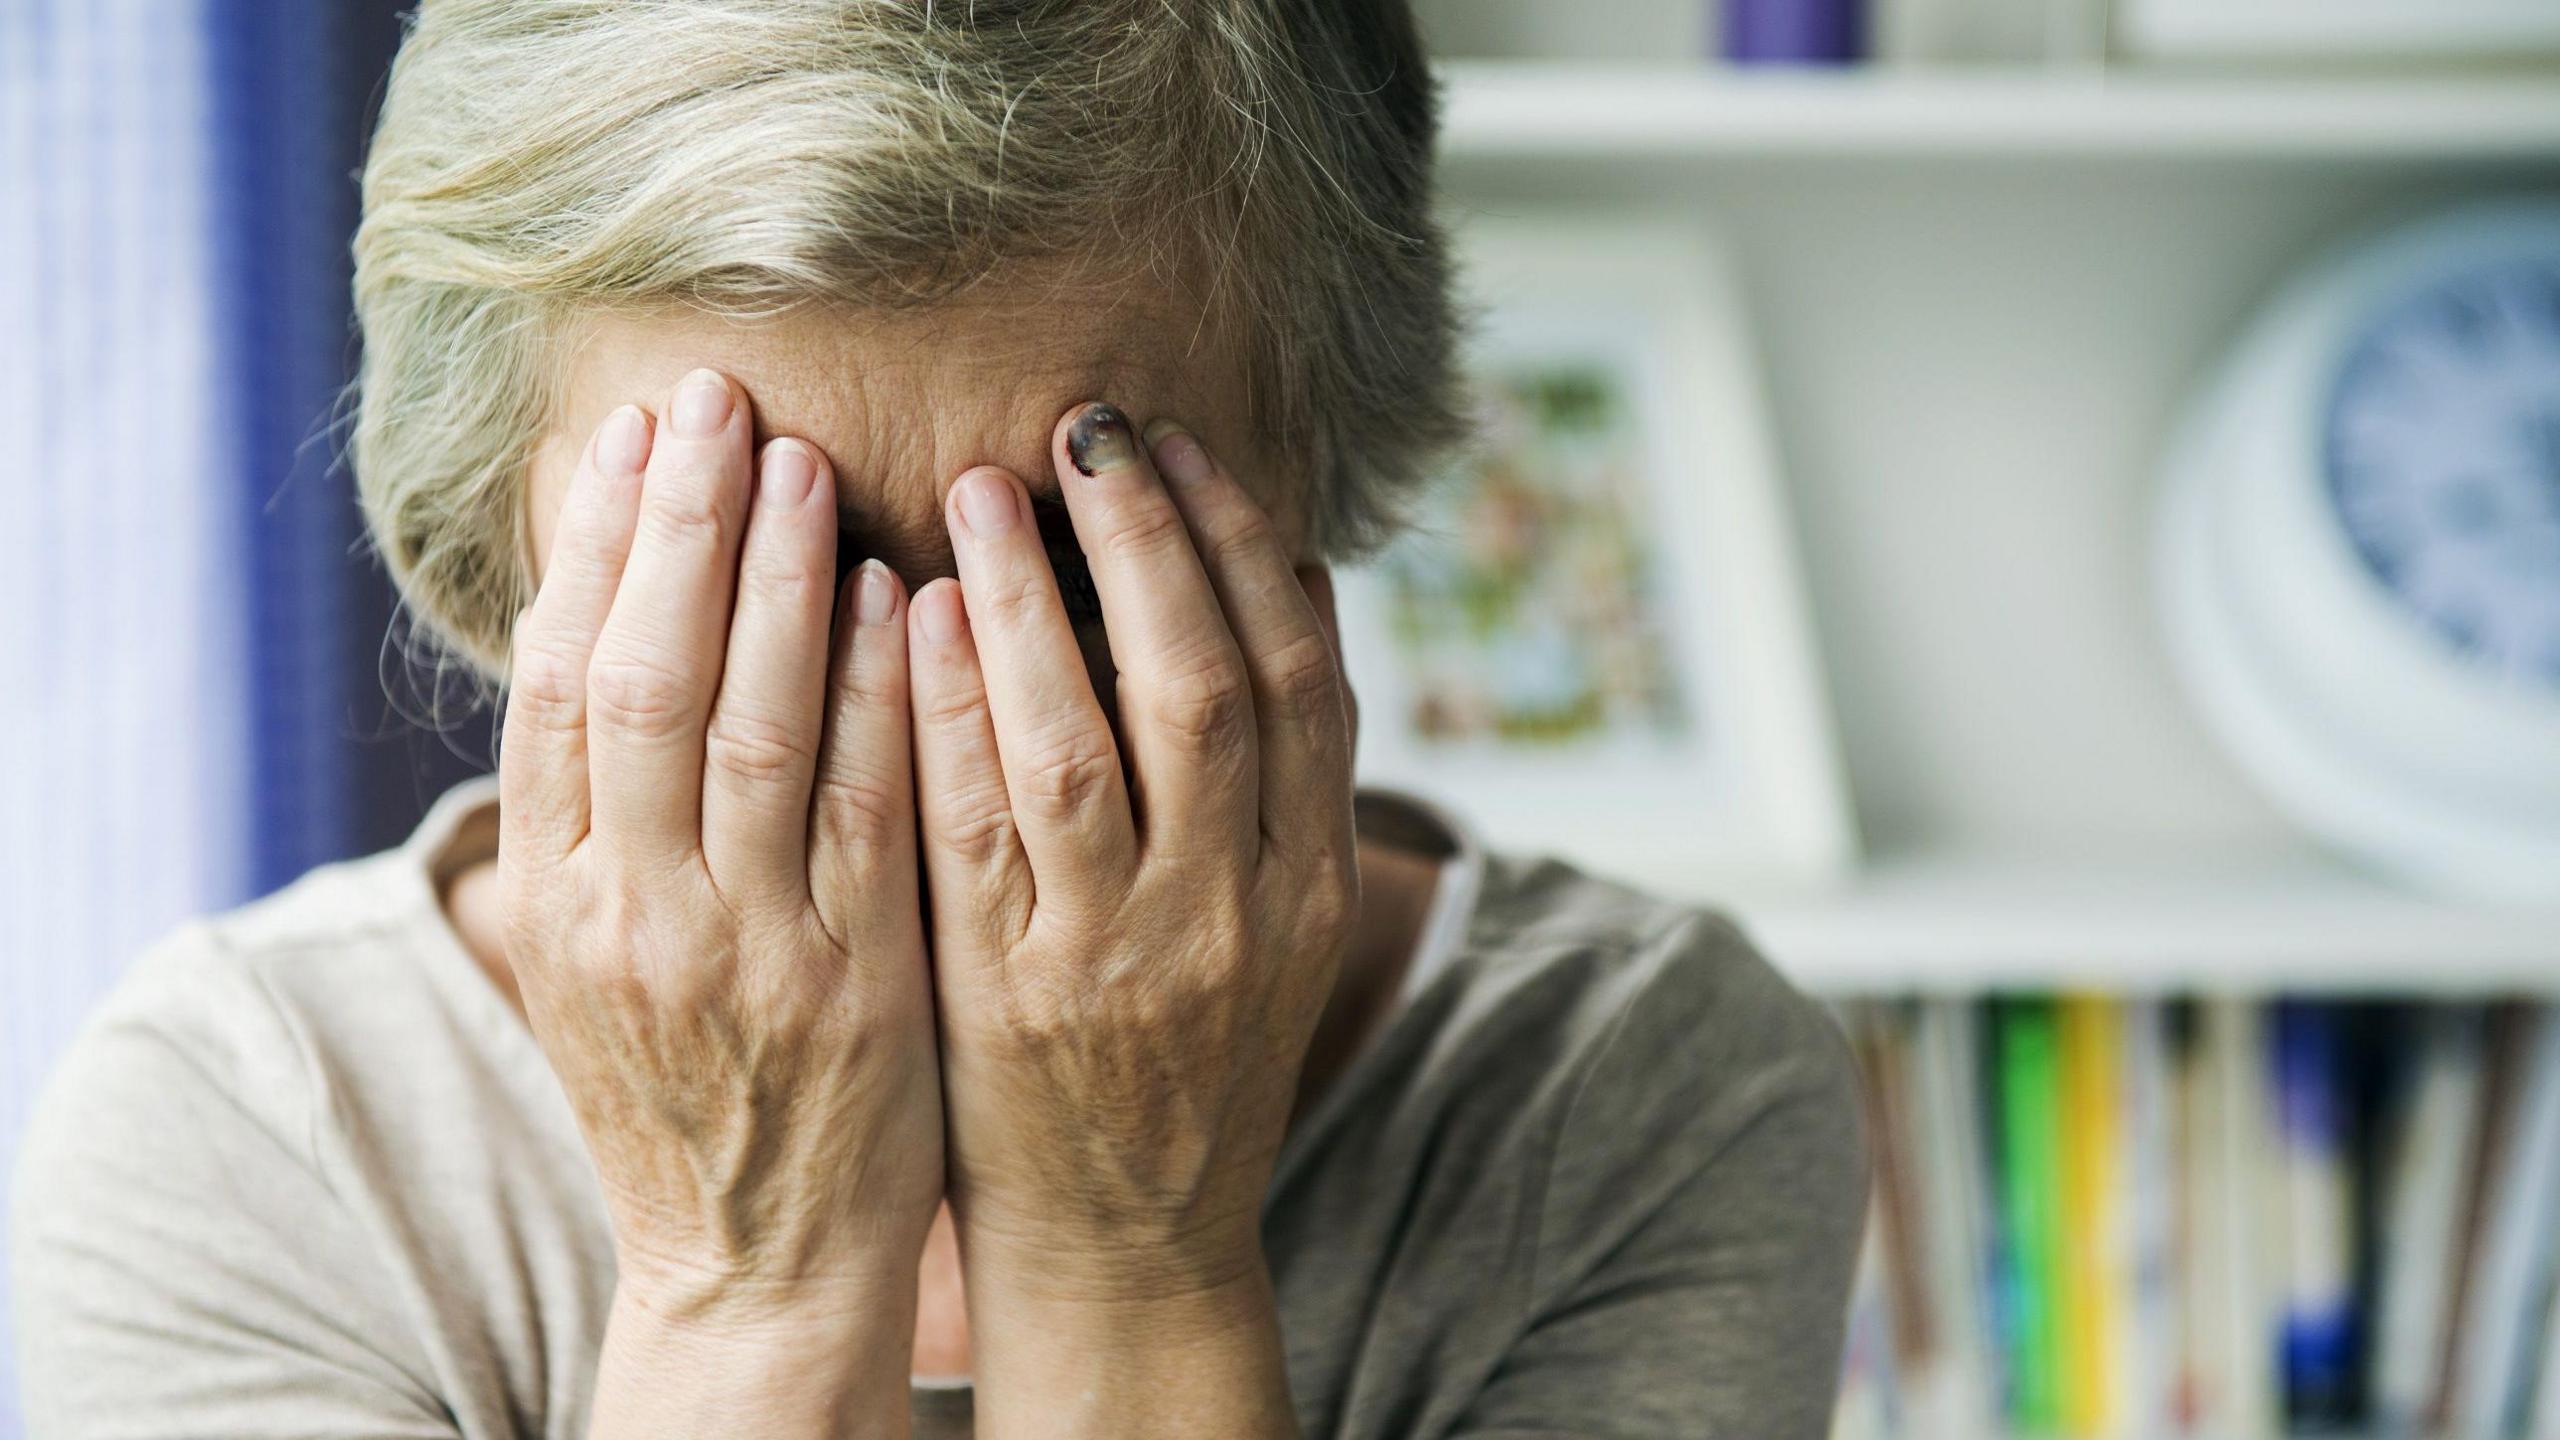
left=1438, top=62, right=2560, bottom=161
left=1685, top=849, right=2560, bottom=992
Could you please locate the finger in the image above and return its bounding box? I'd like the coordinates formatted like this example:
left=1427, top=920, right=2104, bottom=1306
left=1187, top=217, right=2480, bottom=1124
left=942, top=464, right=1136, bottom=888
left=1054, top=402, right=1254, bottom=861
left=498, top=404, right=651, bottom=868
left=699, top=439, right=836, bottom=906
left=1143, top=420, right=1355, bottom=864
left=1301, top=565, right=1361, bottom=769
left=586, top=367, right=754, bottom=865
left=906, top=577, right=1033, bottom=947
left=809, top=559, right=919, bottom=944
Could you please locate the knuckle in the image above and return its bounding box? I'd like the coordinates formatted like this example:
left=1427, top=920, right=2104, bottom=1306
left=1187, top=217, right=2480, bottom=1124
left=624, top=935, right=724, bottom=1009
left=1018, top=728, right=1120, bottom=813
left=1147, top=657, right=1252, bottom=750
left=703, top=707, right=816, bottom=789
left=1108, top=974, right=1187, bottom=1040
left=830, top=633, right=902, bottom=711
left=637, top=482, right=734, bottom=551
left=976, top=568, right=1055, bottom=626
left=580, top=892, right=653, bottom=974
left=920, top=680, right=989, bottom=734
left=736, top=556, right=825, bottom=619
left=1301, top=863, right=1358, bottom=942
left=1260, top=631, right=1343, bottom=725
left=1095, top=498, right=1191, bottom=567
left=814, top=756, right=906, bottom=843
left=934, top=785, right=1020, bottom=864
left=584, top=652, right=697, bottom=741
left=1205, top=506, right=1278, bottom=572
left=493, top=855, right=553, bottom=940
left=507, top=639, right=586, bottom=720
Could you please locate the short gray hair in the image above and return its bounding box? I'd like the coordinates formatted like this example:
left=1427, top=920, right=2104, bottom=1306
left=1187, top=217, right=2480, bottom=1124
left=351, top=0, right=1463, bottom=677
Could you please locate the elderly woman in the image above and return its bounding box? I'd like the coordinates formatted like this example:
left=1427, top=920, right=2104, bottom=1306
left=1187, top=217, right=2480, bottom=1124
left=12, top=2, right=1864, bottom=1437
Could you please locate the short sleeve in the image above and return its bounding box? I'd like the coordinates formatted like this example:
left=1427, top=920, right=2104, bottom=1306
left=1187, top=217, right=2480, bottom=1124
left=1452, top=919, right=1870, bottom=1440
left=8, top=927, right=458, bottom=1440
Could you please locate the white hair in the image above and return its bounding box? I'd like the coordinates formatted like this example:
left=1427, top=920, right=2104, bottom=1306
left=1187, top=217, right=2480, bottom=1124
left=350, top=0, right=1462, bottom=678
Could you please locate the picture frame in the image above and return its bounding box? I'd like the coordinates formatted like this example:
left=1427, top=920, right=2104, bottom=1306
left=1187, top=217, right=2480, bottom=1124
left=1334, top=212, right=1858, bottom=894
left=2115, top=0, right=2560, bottom=59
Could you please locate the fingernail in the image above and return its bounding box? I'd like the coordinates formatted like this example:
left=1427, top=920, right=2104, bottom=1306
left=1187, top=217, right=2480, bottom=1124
left=596, top=405, right=651, bottom=475
left=760, top=440, right=816, bottom=505
left=953, top=468, right=1019, bottom=537
left=670, top=368, right=733, bottom=438
left=1143, top=418, right=1212, bottom=486
left=1065, top=402, right=1136, bottom=477
left=853, top=559, right=897, bottom=627
left=916, top=581, right=965, bottom=645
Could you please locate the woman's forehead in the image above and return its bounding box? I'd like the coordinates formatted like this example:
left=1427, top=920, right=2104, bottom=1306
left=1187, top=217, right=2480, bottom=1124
left=534, top=296, right=1269, bottom=583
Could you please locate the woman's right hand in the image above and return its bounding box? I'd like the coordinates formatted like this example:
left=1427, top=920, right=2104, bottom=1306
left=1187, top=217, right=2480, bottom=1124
left=495, top=368, right=939, bottom=1429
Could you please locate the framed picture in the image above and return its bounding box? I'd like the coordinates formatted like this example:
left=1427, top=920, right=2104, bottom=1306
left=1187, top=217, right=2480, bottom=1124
left=2116, top=0, right=2560, bottom=59
left=1335, top=213, right=1858, bottom=894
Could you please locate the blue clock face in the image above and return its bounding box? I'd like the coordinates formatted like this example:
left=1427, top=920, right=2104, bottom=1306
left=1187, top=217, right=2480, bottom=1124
left=2324, top=256, right=2560, bottom=690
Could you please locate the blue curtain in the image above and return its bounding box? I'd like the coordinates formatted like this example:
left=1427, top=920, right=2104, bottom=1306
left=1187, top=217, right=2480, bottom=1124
left=1, top=5, right=467, bottom=1431
left=207, top=0, right=478, bottom=888
left=210, top=0, right=369, bottom=891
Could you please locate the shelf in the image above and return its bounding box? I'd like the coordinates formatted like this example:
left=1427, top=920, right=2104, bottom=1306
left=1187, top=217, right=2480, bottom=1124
left=1438, top=62, right=2560, bottom=162
left=1719, top=850, right=2560, bottom=993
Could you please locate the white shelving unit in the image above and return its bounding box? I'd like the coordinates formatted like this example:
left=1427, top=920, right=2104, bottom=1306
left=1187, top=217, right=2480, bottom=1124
left=1442, top=63, right=2560, bottom=161
left=1724, top=851, right=2560, bottom=992
left=1431, top=62, right=2560, bottom=993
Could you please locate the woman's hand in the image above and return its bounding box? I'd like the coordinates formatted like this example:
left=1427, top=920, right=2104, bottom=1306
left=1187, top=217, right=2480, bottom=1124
left=496, top=369, right=939, bottom=1437
left=908, top=402, right=1356, bottom=1437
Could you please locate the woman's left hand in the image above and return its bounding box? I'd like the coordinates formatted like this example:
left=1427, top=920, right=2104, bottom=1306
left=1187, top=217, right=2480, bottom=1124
left=905, top=402, right=1355, bottom=1434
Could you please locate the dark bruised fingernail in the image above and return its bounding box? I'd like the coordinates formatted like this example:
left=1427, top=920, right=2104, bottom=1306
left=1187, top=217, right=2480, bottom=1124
left=1065, top=402, right=1136, bottom=477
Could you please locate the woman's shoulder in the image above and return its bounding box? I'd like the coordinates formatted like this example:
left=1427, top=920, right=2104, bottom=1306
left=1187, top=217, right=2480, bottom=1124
left=17, top=839, right=485, bottom=1190
left=1454, top=848, right=1860, bottom=1107
left=1409, top=849, right=1868, bottom=1251
left=16, top=775, right=516, bottom=1206
left=1272, top=846, right=1866, bottom=1428
left=70, top=839, right=470, bottom=1061
left=1305, top=843, right=1864, bottom=1220
left=1356, top=789, right=1854, bottom=1113
left=9, top=837, right=566, bottom=1437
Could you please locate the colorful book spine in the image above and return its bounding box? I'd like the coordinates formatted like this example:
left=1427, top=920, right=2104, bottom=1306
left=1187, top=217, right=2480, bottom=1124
left=2275, top=1001, right=2357, bottom=1428
left=1913, top=999, right=1996, bottom=1435
left=1832, top=995, right=2560, bottom=1440
left=2121, top=998, right=2179, bottom=1439
left=2058, top=994, right=2121, bottom=1436
left=2373, top=1006, right=2486, bottom=1432
left=1996, top=999, right=2066, bottom=1432
left=2453, top=1009, right=2560, bottom=1440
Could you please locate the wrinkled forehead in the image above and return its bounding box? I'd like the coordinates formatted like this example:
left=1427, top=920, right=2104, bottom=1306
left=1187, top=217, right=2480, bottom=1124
left=532, top=292, right=1271, bottom=584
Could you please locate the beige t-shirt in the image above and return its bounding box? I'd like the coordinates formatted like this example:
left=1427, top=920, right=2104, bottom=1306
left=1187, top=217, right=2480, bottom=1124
left=11, top=781, right=1865, bottom=1439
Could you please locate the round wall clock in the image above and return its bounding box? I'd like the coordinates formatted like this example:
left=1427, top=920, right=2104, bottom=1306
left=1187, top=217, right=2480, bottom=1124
left=2158, top=201, right=2560, bottom=901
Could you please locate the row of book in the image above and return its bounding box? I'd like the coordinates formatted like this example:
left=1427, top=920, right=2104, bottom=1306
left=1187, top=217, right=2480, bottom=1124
left=1831, top=997, right=2560, bottom=1440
